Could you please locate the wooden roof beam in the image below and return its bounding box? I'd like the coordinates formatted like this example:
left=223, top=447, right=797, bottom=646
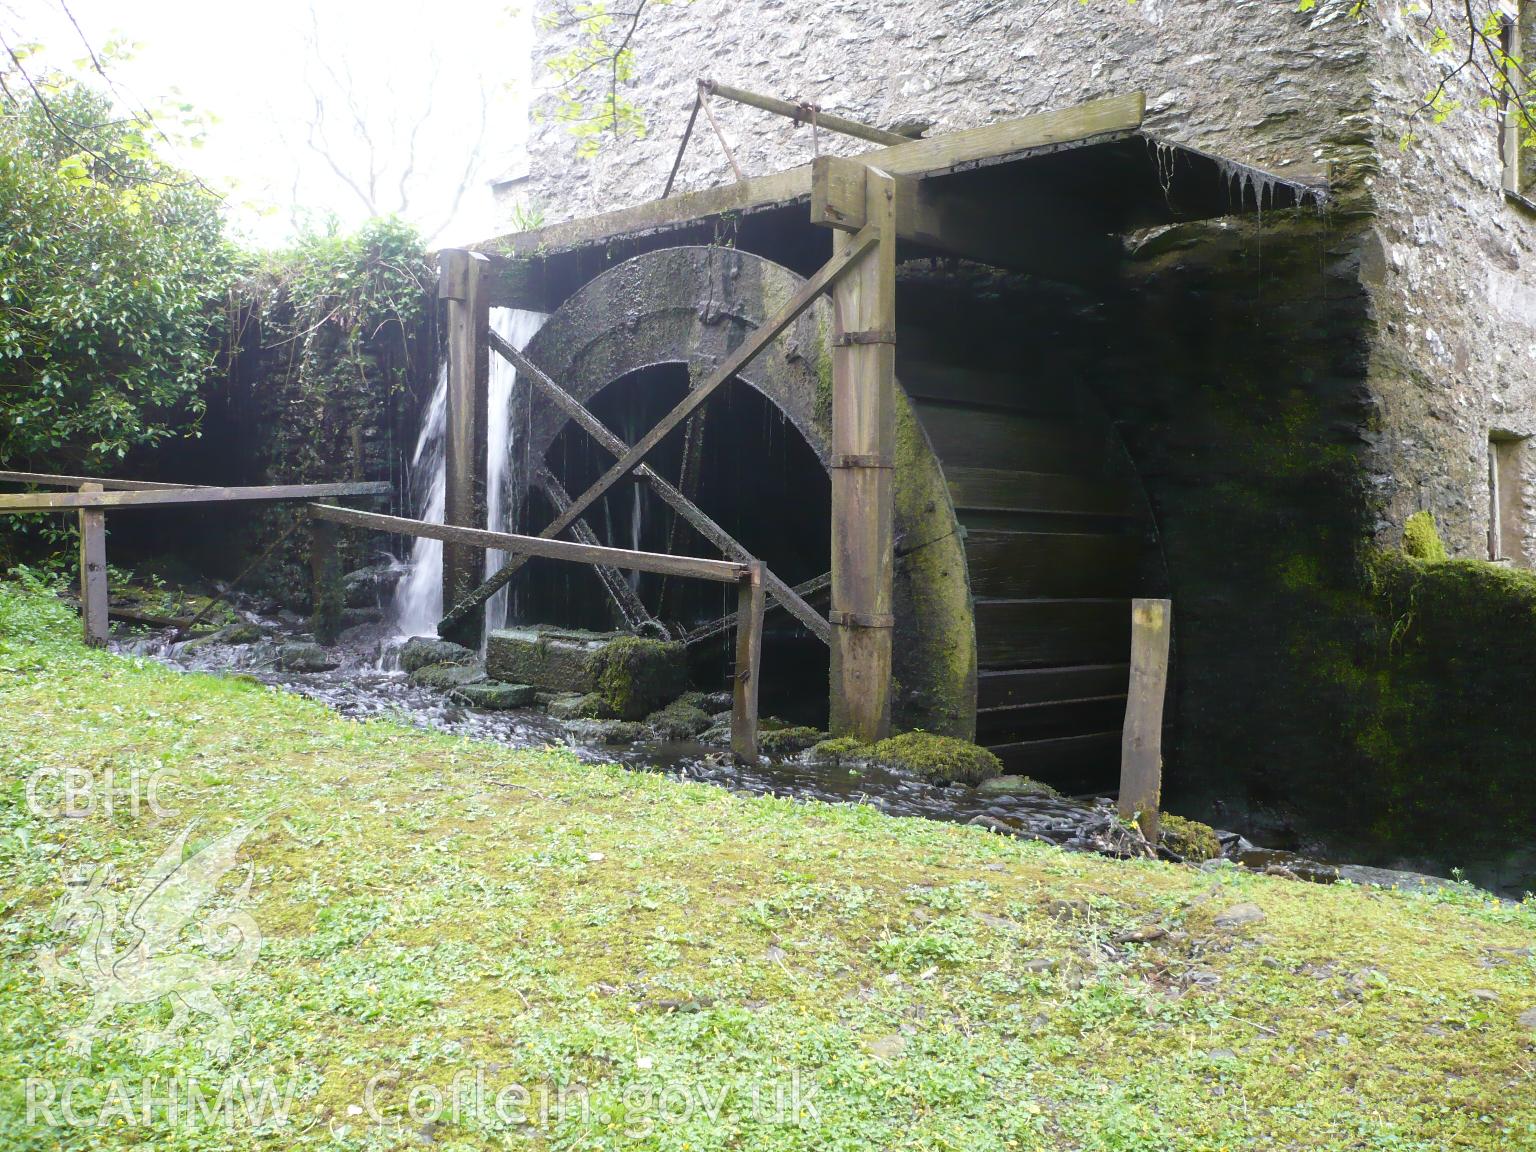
left=478, top=92, right=1146, bottom=264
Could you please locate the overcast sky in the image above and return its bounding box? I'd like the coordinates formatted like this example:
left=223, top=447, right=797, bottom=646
left=5, top=0, right=531, bottom=247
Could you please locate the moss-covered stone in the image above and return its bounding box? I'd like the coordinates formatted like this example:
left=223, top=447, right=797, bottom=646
left=486, top=627, right=683, bottom=719
left=1159, top=813, right=1222, bottom=862
left=758, top=723, right=825, bottom=757
left=646, top=699, right=712, bottom=740
left=276, top=642, right=338, bottom=673
left=450, top=681, right=536, bottom=710
left=409, top=663, right=486, bottom=691
left=807, top=736, right=869, bottom=765
left=399, top=637, right=476, bottom=673
left=563, top=719, right=646, bottom=745
left=1402, top=511, right=1448, bottom=562
left=868, top=732, right=1002, bottom=786
left=975, top=774, right=1061, bottom=799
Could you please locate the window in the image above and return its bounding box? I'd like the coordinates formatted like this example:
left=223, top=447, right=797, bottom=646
left=1489, top=434, right=1527, bottom=562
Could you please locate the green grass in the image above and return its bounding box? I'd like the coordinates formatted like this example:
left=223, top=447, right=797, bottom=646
left=1, top=576, right=1534, bottom=1150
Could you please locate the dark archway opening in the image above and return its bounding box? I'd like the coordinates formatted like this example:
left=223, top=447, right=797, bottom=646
left=514, top=363, right=832, bottom=727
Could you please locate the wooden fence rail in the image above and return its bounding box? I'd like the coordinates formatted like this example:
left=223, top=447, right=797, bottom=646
left=307, top=503, right=768, bottom=760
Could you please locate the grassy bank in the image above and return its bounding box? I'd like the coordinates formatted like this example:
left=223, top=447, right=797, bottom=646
left=1, top=578, right=1533, bottom=1150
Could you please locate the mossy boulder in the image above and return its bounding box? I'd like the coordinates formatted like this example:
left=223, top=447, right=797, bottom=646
left=344, top=563, right=404, bottom=608
left=807, top=736, right=869, bottom=765
left=450, top=681, right=536, bottom=710
left=276, top=642, right=338, bottom=673
left=868, top=732, right=1002, bottom=787
left=758, top=723, right=825, bottom=757
left=646, top=699, right=713, bottom=740
left=399, top=636, right=477, bottom=673
left=975, top=774, right=1061, bottom=799
left=1402, top=511, right=1448, bottom=562
left=409, top=663, right=486, bottom=690
left=546, top=692, right=616, bottom=721
left=563, top=719, right=646, bottom=745
left=1159, top=813, right=1222, bottom=862
left=486, top=626, right=684, bottom=720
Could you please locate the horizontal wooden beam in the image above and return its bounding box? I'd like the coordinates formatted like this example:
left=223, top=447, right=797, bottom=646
left=479, top=93, right=1147, bottom=261
left=0, top=470, right=198, bottom=491
left=307, top=503, right=749, bottom=583
left=811, top=154, right=1121, bottom=280
left=701, top=80, right=916, bottom=147
left=0, top=481, right=392, bottom=513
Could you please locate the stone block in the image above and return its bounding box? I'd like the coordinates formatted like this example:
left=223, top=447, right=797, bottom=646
left=451, top=681, right=537, bottom=710
left=486, top=626, right=685, bottom=720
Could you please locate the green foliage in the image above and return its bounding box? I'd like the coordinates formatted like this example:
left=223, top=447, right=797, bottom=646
left=538, top=0, right=679, bottom=156
left=0, top=75, right=231, bottom=468
left=1402, top=510, right=1449, bottom=562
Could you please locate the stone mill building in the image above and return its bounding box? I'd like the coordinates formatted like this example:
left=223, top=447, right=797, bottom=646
left=464, top=0, right=1536, bottom=884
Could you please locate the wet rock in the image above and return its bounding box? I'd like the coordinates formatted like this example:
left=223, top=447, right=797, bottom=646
left=399, top=637, right=477, bottom=673
left=409, top=663, right=487, bottom=690
left=1517, top=1007, right=1536, bottom=1030
left=450, top=682, right=536, bottom=710
left=341, top=607, right=384, bottom=629
left=1334, top=864, right=1458, bottom=894
left=1158, top=813, right=1223, bottom=862
left=759, top=723, right=825, bottom=757
left=276, top=642, right=339, bottom=673
left=1212, top=903, right=1266, bottom=930
left=564, top=719, right=646, bottom=745
left=975, top=774, right=1060, bottom=799
left=182, top=621, right=264, bottom=652
left=343, top=563, right=404, bottom=608
left=646, top=699, right=712, bottom=740
left=546, top=692, right=605, bottom=720
left=486, top=626, right=684, bottom=719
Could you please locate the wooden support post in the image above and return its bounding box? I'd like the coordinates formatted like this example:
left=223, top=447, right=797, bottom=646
left=1118, top=598, right=1172, bottom=844
left=309, top=513, right=344, bottom=645
left=828, top=167, right=896, bottom=741
left=732, top=561, right=765, bottom=762
left=438, top=248, right=492, bottom=645
left=77, top=482, right=108, bottom=648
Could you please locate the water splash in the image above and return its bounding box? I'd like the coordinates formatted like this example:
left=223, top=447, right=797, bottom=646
left=390, top=307, right=548, bottom=643
left=391, top=365, right=448, bottom=637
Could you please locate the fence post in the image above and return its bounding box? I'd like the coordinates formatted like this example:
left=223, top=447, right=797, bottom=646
left=732, top=561, right=765, bottom=762
left=1118, top=597, right=1172, bottom=843
left=438, top=247, right=491, bottom=645
left=309, top=513, right=344, bottom=645
left=77, top=482, right=109, bottom=648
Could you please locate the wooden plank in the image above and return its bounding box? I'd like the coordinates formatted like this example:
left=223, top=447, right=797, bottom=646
left=973, top=597, right=1132, bottom=668
left=976, top=695, right=1128, bottom=743
left=1118, top=597, right=1171, bottom=842
left=0, top=481, right=391, bottom=513
left=895, top=361, right=1079, bottom=416
left=990, top=730, right=1121, bottom=781
left=461, top=332, right=830, bottom=644
left=457, top=230, right=875, bottom=622
left=307, top=503, right=748, bottom=583
left=912, top=404, right=1109, bottom=474
left=731, top=561, right=766, bottom=762
left=945, top=466, right=1135, bottom=517
left=438, top=248, right=492, bottom=646
left=964, top=529, right=1141, bottom=598
left=0, top=470, right=197, bottom=491
left=309, top=515, right=344, bottom=645
left=482, top=94, right=1146, bottom=260
left=977, top=663, right=1129, bottom=710
left=77, top=482, right=108, bottom=648
left=829, top=167, right=895, bottom=741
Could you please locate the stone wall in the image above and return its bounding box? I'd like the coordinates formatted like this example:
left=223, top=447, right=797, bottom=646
left=1360, top=0, right=1536, bottom=560
left=527, top=0, right=1371, bottom=223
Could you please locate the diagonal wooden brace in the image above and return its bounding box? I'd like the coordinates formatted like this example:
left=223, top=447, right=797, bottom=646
left=533, top=466, right=663, bottom=636
left=436, top=242, right=873, bottom=642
